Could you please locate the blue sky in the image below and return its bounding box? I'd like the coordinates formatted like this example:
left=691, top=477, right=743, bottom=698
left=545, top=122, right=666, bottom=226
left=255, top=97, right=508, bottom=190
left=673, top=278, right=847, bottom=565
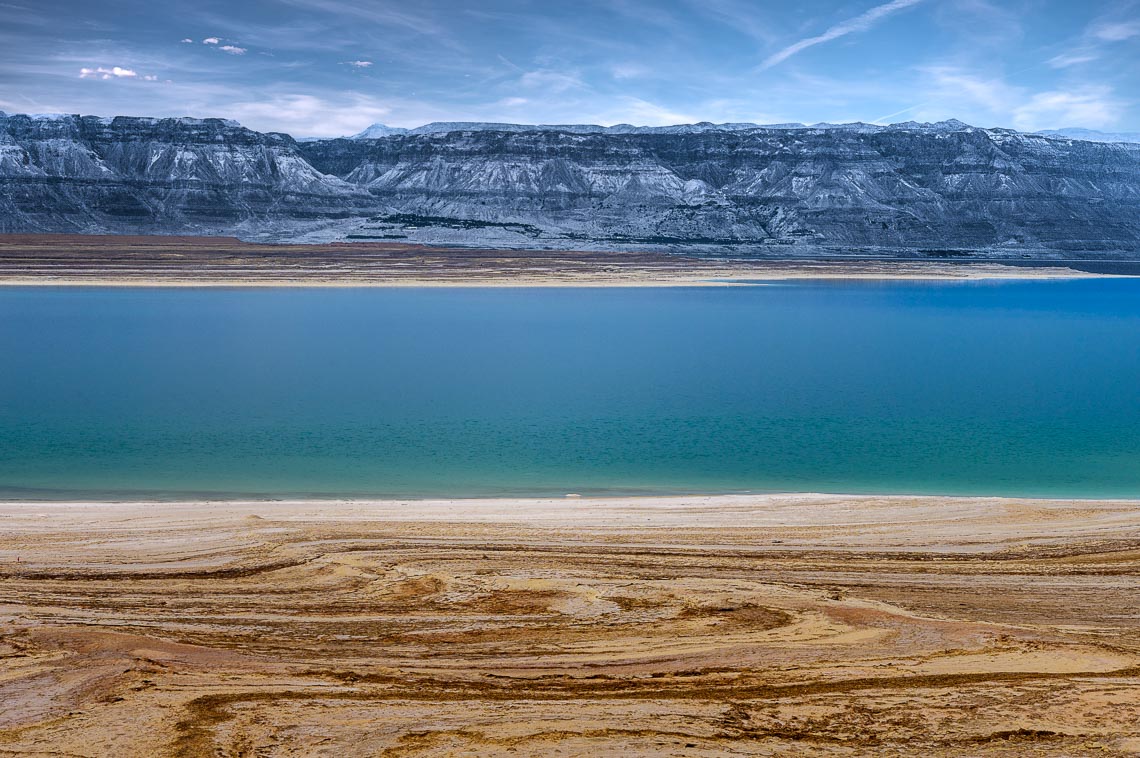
left=0, top=0, right=1137, bottom=136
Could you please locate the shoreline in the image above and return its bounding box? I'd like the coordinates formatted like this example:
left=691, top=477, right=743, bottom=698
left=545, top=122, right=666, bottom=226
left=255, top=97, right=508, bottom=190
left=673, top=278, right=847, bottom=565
left=0, top=261, right=1107, bottom=287
left=0, top=233, right=1116, bottom=285
left=4, top=491, right=1140, bottom=548
left=4, top=488, right=1138, bottom=504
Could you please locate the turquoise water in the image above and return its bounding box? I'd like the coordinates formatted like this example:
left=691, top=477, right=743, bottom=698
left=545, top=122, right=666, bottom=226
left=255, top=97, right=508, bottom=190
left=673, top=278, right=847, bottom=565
left=2, top=280, right=1140, bottom=499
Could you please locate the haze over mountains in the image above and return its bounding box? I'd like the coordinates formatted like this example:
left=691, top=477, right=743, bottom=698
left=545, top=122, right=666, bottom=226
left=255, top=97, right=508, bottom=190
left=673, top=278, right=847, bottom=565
left=2, top=111, right=1138, bottom=258
left=1037, top=128, right=1140, bottom=145
left=349, top=121, right=829, bottom=138
left=349, top=121, right=1140, bottom=143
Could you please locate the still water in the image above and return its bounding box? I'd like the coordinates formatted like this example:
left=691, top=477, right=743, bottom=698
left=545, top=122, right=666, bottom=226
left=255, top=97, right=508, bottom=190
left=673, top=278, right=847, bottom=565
left=2, top=280, right=1139, bottom=499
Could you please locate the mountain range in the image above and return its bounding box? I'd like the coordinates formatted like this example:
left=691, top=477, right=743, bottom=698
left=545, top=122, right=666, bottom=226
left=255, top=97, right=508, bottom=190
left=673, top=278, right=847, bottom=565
left=2, top=111, right=1138, bottom=258
left=347, top=120, right=1140, bottom=143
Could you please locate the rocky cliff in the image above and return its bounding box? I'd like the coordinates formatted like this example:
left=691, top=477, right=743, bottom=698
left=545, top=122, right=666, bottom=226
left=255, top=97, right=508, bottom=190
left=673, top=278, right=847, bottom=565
left=2, top=112, right=1138, bottom=257
left=0, top=113, right=369, bottom=236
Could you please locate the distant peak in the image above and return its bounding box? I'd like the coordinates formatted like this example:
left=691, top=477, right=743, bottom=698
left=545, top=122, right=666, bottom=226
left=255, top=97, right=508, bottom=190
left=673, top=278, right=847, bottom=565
left=889, top=119, right=976, bottom=131
left=28, top=113, right=78, bottom=121
left=351, top=123, right=410, bottom=139
left=1038, top=127, right=1140, bottom=144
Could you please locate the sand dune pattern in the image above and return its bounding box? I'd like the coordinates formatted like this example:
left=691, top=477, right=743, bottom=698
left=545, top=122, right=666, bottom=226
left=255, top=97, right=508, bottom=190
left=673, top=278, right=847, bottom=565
left=2, top=495, right=1140, bottom=755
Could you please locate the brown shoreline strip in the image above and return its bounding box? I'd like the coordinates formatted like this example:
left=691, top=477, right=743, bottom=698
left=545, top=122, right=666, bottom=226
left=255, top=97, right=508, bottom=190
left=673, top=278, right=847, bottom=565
left=0, top=233, right=1097, bottom=284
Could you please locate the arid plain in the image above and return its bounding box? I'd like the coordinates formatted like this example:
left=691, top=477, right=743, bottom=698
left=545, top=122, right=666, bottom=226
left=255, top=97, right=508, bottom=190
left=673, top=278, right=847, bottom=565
left=2, top=494, right=1140, bottom=756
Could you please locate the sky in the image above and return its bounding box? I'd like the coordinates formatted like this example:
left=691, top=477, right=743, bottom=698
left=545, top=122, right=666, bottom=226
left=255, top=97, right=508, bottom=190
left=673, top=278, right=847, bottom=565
left=0, top=0, right=1137, bottom=137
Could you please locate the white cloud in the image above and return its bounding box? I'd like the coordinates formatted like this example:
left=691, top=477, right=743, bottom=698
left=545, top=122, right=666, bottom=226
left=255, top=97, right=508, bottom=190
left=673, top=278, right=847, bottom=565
left=202, top=37, right=220, bottom=45
left=346, top=60, right=373, bottom=68
left=223, top=93, right=395, bottom=136
left=1011, top=88, right=1121, bottom=131
left=760, top=0, right=925, bottom=70
left=911, top=67, right=1122, bottom=131
left=79, top=66, right=139, bottom=80
left=1092, top=21, right=1140, bottom=41
left=180, top=38, right=193, bottom=44
left=219, top=45, right=247, bottom=55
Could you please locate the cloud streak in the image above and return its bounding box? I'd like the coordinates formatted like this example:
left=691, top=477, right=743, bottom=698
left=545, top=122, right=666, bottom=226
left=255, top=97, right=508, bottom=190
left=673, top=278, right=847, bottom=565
left=760, top=0, right=924, bottom=70
left=1048, top=51, right=1099, bottom=68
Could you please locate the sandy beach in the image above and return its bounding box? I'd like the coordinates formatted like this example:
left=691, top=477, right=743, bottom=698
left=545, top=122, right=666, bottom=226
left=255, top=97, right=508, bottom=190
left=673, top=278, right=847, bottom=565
left=2, top=494, right=1140, bottom=755
left=0, top=234, right=1105, bottom=286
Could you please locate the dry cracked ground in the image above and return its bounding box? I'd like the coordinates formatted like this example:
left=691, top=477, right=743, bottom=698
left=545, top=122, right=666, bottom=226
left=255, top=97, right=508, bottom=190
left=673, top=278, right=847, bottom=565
left=1, top=495, right=1140, bottom=756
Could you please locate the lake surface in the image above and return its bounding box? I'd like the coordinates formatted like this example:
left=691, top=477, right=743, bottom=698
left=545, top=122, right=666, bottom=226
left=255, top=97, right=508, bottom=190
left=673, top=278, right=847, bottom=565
left=2, top=280, right=1140, bottom=499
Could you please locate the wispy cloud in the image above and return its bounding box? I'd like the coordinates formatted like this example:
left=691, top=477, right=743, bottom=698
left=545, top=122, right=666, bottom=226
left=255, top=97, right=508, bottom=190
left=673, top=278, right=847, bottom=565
left=3, top=0, right=1137, bottom=134
left=219, top=45, right=246, bottom=55
left=1046, top=14, right=1139, bottom=69
left=273, top=0, right=460, bottom=48
left=1012, top=87, right=1122, bottom=131
left=596, top=96, right=699, bottom=126
left=760, top=0, right=925, bottom=70
left=1048, top=51, right=1100, bottom=68
left=906, top=66, right=1123, bottom=130
left=222, top=91, right=397, bottom=135
left=610, top=62, right=650, bottom=80
left=518, top=69, right=585, bottom=93
left=1092, top=20, right=1140, bottom=41
left=921, top=67, right=1011, bottom=112
left=596, top=0, right=690, bottom=37
left=932, top=0, right=1023, bottom=49
left=681, top=0, right=779, bottom=45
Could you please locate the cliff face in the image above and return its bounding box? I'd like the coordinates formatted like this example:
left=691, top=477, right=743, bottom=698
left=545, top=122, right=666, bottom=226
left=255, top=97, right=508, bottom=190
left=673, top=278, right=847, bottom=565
left=299, top=124, right=1140, bottom=254
left=2, top=113, right=1138, bottom=256
left=0, top=113, right=367, bottom=235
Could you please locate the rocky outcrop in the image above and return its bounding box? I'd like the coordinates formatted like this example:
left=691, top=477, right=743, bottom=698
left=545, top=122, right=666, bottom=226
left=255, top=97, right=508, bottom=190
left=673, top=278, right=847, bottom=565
left=0, top=113, right=369, bottom=235
left=1, top=112, right=1138, bottom=256
left=300, top=122, right=1140, bottom=255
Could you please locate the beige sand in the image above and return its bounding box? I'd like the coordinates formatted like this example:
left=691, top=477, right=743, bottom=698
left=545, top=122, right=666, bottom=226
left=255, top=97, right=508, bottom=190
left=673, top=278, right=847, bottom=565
left=2, top=494, right=1140, bottom=756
